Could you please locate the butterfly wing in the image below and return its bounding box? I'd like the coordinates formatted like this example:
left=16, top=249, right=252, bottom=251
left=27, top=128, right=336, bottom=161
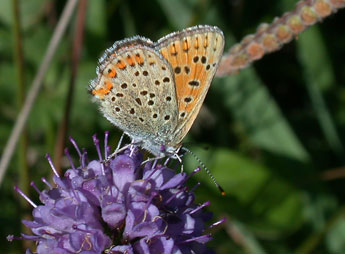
left=156, top=25, right=224, bottom=144
left=89, top=37, right=179, bottom=151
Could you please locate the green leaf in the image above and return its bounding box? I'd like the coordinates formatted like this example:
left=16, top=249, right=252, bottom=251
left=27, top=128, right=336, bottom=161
left=156, top=0, right=193, bottom=29
left=326, top=216, right=345, bottom=253
left=214, top=68, right=310, bottom=162
left=86, top=0, right=107, bottom=38
left=185, top=147, right=303, bottom=233
left=297, top=27, right=335, bottom=91
left=0, top=0, right=46, bottom=30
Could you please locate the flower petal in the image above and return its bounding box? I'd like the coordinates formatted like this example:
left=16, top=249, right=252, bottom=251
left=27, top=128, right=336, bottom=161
left=111, top=155, right=135, bottom=191
left=101, top=202, right=126, bottom=228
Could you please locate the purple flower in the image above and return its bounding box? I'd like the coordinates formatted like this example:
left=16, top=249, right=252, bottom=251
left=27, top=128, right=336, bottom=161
left=8, top=132, right=224, bottom=254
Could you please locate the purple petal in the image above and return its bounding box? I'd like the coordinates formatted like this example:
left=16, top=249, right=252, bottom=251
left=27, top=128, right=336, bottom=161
left=150, top=237, right=174, bottom=254
left=101, top=202, right=126, bottom=228
left=111, top=155, right=136, bottom=191
left=128, top=222, right=160, bottom=240
left=70, top=231, right=88, bottom=251
left=87, top=160, right=104, bottom=176
left=160, top=173, right=186, bottom=190
left=134, top=238, right=150, bottom=254
left=143, top=167, right=176, bottom=187
left=127, top=180, right=155, bottom=202
left=130, top=202, right=160, bottom=223
left=109, top=245, right=134, bottom=254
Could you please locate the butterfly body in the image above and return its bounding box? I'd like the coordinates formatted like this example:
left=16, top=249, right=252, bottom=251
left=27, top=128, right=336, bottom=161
left=89, top=25, right=224, bottom=156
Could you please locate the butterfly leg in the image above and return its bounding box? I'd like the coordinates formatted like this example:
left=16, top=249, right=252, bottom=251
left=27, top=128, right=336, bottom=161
left=115, top=132, right=126, bottom=153
left=164, top=152, right=185, bottom=172
left=174, top=152, right=184, bottom=173
left=104, top=138, right=141, bottom=163
left=141, top=155, right=165, bottom=166
left=104, top=144, right=130, bottom=163
left=129, top=144, right=137, bottom=157
left=164, top=157, right=170, bottom=166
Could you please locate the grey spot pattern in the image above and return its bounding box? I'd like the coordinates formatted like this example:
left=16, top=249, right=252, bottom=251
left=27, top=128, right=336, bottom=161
left=95, top=46, right=178, bottom=148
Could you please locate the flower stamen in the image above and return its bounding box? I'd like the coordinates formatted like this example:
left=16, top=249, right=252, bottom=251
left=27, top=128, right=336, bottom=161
left=14, top=186, right=37, bottom=208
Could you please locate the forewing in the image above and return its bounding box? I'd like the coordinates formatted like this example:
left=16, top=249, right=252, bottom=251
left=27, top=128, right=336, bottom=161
left=156, top=25, right=224, bottom=144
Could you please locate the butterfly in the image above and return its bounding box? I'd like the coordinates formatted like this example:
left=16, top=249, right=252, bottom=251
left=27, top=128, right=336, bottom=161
left=89, top=25, right=224, bottom=158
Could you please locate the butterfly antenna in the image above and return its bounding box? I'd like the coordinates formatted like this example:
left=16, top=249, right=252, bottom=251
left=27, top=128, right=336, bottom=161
left=181, top=147, right=225, bottom=196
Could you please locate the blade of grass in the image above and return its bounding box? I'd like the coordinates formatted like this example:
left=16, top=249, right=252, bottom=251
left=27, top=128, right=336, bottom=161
left=215, top=69, right=310, bottom=162
left=226, top=219, right=266, bottom=254
left=120, top=2, right=136, bottom=37
left=11, top=0, right=28, bottom=193
left=0, top=0, right=78, bottom=185
left=54, top=0, right=87, bottom=173
left=297, top=26, right=345, bottom=161
left=12, top=0, right=31, bottom=251
left=157, top=0, right=192, bottom=29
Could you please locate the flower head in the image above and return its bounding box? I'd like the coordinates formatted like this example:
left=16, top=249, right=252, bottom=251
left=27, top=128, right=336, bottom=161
left=8, top=132, right=224, bottom=254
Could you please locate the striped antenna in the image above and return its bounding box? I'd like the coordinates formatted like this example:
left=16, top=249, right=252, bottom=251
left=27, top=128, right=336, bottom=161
left=181, top=147, right=225, bottom=196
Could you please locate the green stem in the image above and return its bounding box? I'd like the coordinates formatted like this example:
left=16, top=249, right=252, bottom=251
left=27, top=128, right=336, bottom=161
left=54, top=0, right=87, bottom=172
left=12, top=0, right=28, bottom=199
left=12, top=0, right=30, bottom=251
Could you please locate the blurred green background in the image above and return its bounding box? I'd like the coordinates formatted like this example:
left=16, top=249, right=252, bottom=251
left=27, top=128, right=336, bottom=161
left=1, top=0, right=345, bottom=253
